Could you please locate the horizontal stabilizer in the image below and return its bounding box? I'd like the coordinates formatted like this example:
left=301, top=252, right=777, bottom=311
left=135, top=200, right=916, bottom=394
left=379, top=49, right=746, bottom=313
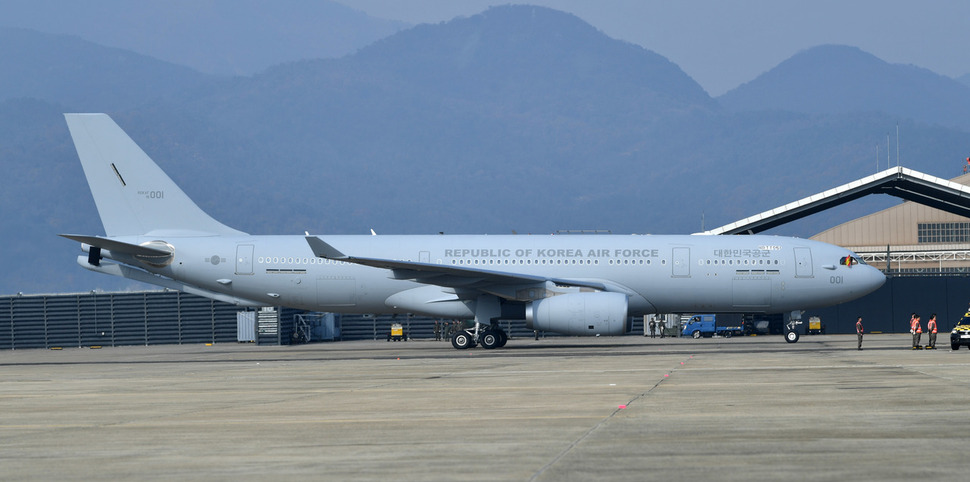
left=60, top=234, right=172, bottom=257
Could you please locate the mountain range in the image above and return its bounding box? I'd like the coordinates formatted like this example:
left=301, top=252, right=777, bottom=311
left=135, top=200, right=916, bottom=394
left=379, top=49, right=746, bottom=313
left=2, top=4, right=969, bottom=295
left=720, top=44, right=970, bottom=131
left=0, top=0, right=407, bottom=76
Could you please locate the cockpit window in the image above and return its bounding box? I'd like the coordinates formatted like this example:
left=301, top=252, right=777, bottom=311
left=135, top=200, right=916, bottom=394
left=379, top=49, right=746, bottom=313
left=840, top=255, right=863, bottom=266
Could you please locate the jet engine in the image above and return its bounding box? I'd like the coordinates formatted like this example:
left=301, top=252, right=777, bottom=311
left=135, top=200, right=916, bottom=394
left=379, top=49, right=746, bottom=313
left=525, top=292, right=630, bottom=336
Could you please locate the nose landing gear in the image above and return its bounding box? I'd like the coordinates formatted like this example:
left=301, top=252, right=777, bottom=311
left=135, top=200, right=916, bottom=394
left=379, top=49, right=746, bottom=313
left=785, top=310, right=803, bottom=344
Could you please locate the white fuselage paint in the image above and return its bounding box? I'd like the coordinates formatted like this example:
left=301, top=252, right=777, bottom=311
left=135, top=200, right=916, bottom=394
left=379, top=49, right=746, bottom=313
left=110, top=233, right=886, bottom=317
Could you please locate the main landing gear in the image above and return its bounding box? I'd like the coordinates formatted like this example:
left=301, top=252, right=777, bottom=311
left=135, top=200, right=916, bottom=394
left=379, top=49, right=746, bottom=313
left=451, top=323, right=508, bottom=350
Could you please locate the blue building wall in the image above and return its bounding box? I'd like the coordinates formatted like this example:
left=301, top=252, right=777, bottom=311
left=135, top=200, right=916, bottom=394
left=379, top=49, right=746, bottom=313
left=804, top=275, right=970, bottom=334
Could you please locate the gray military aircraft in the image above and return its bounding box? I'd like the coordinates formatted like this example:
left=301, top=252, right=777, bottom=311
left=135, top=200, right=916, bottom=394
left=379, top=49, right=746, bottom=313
left=61, top=114, right=885, bottom=349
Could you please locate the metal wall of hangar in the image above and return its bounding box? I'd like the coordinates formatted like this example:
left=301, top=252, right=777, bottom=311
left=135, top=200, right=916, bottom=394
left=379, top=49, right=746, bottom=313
left=0, top=290, right=647, bottom=350
left=803, top=274, right=970, bottom=336
left=0, top=291, right=242, bottom=350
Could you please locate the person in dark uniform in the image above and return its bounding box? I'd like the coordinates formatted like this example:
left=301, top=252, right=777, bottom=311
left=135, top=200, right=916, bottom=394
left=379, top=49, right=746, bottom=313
left=856, top=316, right=864, bottom=350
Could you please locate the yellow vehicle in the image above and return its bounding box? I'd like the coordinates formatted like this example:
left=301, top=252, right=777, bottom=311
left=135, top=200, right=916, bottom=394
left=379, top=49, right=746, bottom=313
left=387, top=323, right=406, bottom=342
left=807, top=316, right=825, bottom=335
left=950, top=312, right=970, bottom=350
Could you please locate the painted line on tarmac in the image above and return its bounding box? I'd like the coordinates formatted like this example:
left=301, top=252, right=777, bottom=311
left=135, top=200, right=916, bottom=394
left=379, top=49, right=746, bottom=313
left=528, top=354, right=693, bottom=481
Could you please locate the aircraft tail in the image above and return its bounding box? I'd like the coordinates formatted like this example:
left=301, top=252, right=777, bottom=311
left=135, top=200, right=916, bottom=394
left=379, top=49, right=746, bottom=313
left=64, top=114, right=245, bottom=237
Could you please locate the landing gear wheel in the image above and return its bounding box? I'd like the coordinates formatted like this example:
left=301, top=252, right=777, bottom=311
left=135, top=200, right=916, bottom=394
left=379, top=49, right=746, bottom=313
left=480, top=330, right=500, bottom=349
left=497, top=330, right=508, bottom=348
left=785, top=330, right=800, bottom=343
left=451, top=331, right=474, bottom=350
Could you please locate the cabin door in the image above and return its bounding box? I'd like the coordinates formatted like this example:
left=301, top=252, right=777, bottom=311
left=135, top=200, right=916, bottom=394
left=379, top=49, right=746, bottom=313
left=794, top=247, right=813, bottom=278
left=235, top=244, right=254, bottom=275
left=672, top=247, right=690, bottom=277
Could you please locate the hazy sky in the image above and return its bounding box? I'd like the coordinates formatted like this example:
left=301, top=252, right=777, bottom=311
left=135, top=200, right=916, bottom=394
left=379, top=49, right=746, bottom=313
left=338, top=0, right=970, bottom=96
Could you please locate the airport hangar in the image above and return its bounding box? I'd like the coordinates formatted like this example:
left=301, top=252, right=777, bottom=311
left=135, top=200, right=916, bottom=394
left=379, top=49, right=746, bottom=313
left=3, top=165, right=970, bottom=350
left=706, top=166, right=970, bottom=336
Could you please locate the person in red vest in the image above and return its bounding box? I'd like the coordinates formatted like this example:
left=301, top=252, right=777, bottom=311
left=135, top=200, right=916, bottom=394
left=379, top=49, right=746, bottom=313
left=926, top=314, right=938, bottom=350
left=911, top=314, right=923, bottom=350
left=856, top=316, right=864, bottom=350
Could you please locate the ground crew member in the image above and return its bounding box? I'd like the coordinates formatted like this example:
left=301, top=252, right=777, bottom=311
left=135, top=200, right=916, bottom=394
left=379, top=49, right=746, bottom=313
left=926, top=314, right=938, bottom=349
left=908, top=313, right=915, bottom=346
left=658, top=317, right=666, bottom=338
left=912, top=314, right=922, bottom=350
left=649, top=318, right=656, bottom=338
left=856, top=316, right=864, bottom=350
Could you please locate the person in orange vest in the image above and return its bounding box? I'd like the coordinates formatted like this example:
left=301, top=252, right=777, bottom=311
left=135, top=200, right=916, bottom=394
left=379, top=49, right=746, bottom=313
left=856, top=316, right=864, bottom=350
left=926, top=313, right=938, bottom=350
left=911, top=314, right=923, bottom=350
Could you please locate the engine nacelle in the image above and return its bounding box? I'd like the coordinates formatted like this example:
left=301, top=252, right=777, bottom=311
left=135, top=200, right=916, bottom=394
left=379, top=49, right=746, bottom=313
left=525, top=292, right=630, bottom=336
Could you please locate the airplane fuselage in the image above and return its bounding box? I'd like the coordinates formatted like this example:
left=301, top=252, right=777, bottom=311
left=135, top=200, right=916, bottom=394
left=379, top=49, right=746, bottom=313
left=62, top=113, right=886, bottom=347
left=93, top=233, right=884, bottom=318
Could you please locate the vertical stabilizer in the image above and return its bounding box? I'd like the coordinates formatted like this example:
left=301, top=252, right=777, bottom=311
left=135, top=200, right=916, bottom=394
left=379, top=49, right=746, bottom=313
left=64, top=114, right=245, bottom=237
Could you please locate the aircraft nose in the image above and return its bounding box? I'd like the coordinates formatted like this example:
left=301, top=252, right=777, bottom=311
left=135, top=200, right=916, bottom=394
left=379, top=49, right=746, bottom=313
left=860, top=265, right=886, bottom=294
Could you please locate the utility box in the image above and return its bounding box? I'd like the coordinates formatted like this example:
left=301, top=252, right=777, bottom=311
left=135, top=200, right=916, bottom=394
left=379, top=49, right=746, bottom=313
left=257, top=307, right=280, bottom=345
left=387, top=322, right=405, bottom=341
left=237, top=311, right=256, bottom=342
left=807, top=316, right=825, bottom=335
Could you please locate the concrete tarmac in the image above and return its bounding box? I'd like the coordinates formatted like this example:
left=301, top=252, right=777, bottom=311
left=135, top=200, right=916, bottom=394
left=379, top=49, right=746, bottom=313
left=1, top=334, right=967, bottom=481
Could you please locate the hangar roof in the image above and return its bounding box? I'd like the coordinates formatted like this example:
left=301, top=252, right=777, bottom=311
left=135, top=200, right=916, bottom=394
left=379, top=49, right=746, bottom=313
left=705, top=166, right=970, bottom=235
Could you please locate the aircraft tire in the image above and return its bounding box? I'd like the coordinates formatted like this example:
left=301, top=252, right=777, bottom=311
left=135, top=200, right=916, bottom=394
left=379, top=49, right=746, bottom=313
left=785, top=330, right=800, bottom=343
left=497, top=330, right=508, bottom=347
left=451, top=331, right=473, bottom=350
left=480, top=331, right=500, bottom=349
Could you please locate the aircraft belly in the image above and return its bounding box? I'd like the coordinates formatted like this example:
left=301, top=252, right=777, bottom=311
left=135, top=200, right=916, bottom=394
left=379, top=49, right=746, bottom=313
left=384, top=285, right=475, bottom=318
left=316, top=276, right=357, bottom=307
left=732, top=279, right=771, bottom=308
left=642, top=276, right=735, bottom=313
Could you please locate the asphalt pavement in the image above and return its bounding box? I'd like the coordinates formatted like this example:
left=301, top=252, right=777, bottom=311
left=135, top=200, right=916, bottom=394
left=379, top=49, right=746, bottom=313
left=0, top=333, right=966, bottom=481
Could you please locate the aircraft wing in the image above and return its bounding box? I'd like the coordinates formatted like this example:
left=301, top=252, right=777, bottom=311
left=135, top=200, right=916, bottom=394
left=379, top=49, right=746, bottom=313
left=306, top=236, right=607, bottom=291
